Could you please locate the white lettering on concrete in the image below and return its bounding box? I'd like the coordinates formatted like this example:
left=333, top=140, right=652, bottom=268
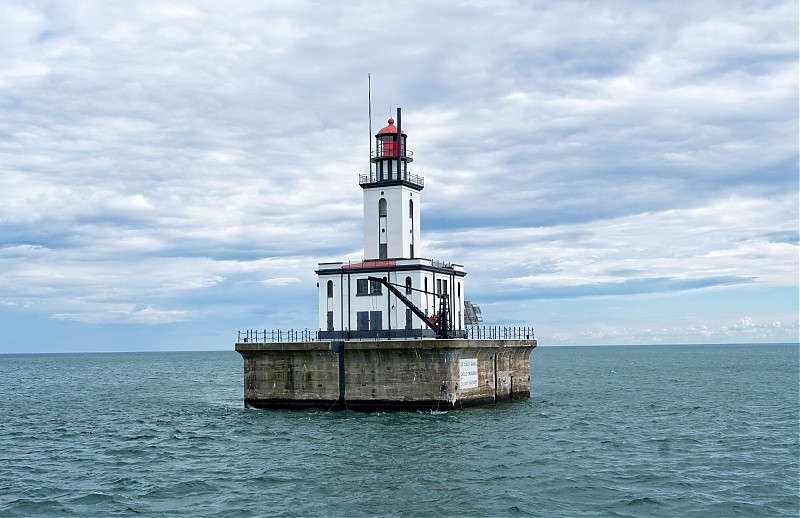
left=459, top=358, right=478, bottom=390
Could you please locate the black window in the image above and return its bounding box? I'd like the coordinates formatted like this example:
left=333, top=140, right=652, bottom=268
left=405, top=276, right=412, bottom=294
left=370, top=311, right=382, bottom=331
left=379, top=198, right=387, bottom=259
left=357, top=311, right=369, bottom=331
left=327, top=280, right=334, bottom=298
left=357, top=278, right=382, bottom=295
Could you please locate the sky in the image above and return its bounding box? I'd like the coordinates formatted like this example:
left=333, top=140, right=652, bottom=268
left=0, top=0, right=797, bottom=353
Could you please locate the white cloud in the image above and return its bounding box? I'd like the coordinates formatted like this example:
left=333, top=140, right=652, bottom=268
left=0, top=0, right=796, bottom=350
left=424, top=193, right=797, bottom=306
left=261, top=277, right=300, bottom=287
left=730, top=316, right=755, bottom=330
left=52, top=304, right=189, bottom=325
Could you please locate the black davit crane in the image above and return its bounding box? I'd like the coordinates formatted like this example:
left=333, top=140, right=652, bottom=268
left=366, top=276, right=454, bottom=339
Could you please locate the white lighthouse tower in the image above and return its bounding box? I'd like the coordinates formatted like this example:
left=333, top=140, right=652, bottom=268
left=362, top=113, right=421, bottom=260
left=316, top=108, right=467, bottom=339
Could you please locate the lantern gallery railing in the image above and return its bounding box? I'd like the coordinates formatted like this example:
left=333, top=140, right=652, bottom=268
left=371, top=148, right=413, bottom=160
left=358, top=171, right=424, bottom=188
left=237, top=326, right=535, bottom=343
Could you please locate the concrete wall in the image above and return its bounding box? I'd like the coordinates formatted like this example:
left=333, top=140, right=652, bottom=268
left=237, top=342, right=340, bottom=407
left=236, top=339, right=536, bottom=411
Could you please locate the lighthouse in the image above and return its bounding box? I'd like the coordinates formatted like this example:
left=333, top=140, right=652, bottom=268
left=235, top=106, right=536, bottom=412
left=316, top=109, right=467, bottom=339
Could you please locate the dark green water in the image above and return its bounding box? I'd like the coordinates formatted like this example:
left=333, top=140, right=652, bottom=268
left=0, top=344, right=797, bottom=517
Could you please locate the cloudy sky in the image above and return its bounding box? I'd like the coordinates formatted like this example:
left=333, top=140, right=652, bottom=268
left=1, top=0, right=797, bottom=353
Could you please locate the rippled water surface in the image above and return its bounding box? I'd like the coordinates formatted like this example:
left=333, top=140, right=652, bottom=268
left=0, top=344, right=797, bottom=516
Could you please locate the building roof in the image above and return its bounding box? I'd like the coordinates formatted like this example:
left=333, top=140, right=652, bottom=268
left=316, top=258, right=466, bottom=277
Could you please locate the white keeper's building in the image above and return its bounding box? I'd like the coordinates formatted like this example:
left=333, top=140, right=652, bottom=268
left=316, top=110, right=467, bottom=339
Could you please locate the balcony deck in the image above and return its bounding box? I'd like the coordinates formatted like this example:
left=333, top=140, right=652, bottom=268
left=358, top=171, right=424, bottom=189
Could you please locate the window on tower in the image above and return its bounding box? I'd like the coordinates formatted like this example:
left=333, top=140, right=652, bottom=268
left=379, top=198, right=387, bottom=259
left=327, top=280, right=334, bottom=298
left=405, top=276, right=412, bottom=294
left=379, top=135, right=397, bottom=157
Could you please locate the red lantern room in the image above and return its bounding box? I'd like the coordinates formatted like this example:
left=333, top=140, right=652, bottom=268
left=375, top=117, right=408, bottom=158
left=365, top=110, right=418, bottom=186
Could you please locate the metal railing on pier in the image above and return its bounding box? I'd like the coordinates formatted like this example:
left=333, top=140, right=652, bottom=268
left=238, top=329, right=319, bottom=343
left=463, top=326, right=535, bottom=340
left=237, top=326, right=534, bottom=343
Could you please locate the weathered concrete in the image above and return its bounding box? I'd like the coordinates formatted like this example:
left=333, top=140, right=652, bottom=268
left=235, top=339, right=536, bottom=411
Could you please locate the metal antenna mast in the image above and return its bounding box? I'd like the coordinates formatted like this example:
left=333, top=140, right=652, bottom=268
left=368, top=74, right=373, bottom=175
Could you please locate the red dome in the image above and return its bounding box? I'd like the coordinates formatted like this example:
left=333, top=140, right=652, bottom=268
left=376, top=117, right=406, bottom=136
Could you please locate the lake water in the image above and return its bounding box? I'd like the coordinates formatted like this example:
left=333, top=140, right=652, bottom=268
left=0, top=343, right=797, bottom=516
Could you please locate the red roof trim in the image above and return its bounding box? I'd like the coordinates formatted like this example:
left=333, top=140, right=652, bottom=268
left=342, top=260, right=397, bottom=269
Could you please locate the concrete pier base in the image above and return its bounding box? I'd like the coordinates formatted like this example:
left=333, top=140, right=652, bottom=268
left=235, top=339, right=536, bottom=411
